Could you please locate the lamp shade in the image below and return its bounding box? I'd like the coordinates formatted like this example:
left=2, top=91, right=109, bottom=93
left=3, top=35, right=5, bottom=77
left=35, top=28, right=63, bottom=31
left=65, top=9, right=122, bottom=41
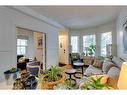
left=117, top=62, right=127, bottom=89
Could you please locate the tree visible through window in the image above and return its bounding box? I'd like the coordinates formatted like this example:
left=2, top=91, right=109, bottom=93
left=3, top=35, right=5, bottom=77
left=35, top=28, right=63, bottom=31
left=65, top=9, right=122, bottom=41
left=17, top=39, right=28, bottom=55
left=71, top=36, right=79, bottom=53
left=83, top=35, right=96, bottom=56
left=101, top=32, right=112, bottom=56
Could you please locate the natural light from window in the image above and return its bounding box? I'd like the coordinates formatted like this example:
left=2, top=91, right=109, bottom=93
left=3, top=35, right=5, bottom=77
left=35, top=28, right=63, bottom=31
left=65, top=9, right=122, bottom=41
left=101, top=32, right=112, bottom=57
left=83, top=35, right=96, bottom=56
left=17, top=39, right=28, bottom=55
left=71, top=36, right=79, bottom=53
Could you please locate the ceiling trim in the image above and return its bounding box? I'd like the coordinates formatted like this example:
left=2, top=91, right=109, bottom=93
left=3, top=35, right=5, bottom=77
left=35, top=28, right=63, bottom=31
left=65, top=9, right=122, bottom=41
left=8, top=6, right=65, bottom=29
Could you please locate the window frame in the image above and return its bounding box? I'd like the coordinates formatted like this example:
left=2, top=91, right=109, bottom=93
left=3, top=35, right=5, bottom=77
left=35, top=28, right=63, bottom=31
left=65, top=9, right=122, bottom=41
left=100, top=31, right=112, bottom=57
left=70, top=36, right=79, bottom=53
left=17, top=39, right=28, bottom=55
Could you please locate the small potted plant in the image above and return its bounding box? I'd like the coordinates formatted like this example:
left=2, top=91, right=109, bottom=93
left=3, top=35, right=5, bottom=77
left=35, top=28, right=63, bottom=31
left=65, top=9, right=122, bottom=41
left=40, top=66, right=65, bottom=89
left=4, top=67, right=20, bottom=85
left=79, top=76, right=110, bottom=90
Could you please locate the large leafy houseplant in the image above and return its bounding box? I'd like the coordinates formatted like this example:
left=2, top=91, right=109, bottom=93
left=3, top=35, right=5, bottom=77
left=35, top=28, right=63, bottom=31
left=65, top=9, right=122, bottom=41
left=87, top=44, right=96, bottom=56
left=41, top=66, right=65, bottom=89
left=80, top=76, right=110, bottom=90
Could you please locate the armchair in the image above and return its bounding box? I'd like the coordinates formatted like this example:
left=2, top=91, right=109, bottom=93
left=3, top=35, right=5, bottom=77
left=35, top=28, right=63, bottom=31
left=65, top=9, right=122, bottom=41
left=70, top=53, right=83, bottom=68
left=26, top=61, right=41, bottom=77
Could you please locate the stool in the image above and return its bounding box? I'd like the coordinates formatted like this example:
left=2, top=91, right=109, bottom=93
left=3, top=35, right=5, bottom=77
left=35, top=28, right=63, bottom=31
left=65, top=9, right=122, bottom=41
left=65, top=69, right=76, bottom=87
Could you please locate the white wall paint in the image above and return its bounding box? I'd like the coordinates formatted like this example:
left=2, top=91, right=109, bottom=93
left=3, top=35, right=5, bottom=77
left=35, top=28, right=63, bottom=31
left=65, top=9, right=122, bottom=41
left=117, top=8, right=127, bottom=61
left=69, top=20, right=117, bottom=57
left=0, top=7, right=60, bottom=82
left=33, top=32, right=43, bottom=62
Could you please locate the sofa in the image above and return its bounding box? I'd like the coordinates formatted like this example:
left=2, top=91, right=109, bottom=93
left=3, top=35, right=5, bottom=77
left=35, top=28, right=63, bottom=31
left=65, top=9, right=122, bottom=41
left=84, top=56, right=124, bottom=89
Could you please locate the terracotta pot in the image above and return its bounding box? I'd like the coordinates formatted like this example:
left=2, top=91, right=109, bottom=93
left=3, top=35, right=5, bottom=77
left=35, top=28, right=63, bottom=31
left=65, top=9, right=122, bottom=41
left=41, top=74, right=65, bottom=89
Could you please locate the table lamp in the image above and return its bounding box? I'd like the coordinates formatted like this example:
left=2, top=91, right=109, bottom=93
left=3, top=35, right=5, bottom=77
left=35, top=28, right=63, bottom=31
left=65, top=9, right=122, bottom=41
left=117, top=62, right=127, bottom=89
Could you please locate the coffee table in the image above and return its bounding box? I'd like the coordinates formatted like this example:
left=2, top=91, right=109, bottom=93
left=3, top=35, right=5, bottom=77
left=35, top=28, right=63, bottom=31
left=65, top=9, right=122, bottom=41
left=73, top=62, right=85, bottom=79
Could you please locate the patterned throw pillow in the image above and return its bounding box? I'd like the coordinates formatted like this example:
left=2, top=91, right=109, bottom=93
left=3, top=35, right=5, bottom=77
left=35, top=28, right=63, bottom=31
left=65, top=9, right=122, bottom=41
left=93, top=59, right=103, bottom=68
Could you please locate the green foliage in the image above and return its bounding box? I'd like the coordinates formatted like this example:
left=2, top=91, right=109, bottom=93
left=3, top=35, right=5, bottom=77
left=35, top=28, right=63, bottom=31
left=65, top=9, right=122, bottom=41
left=10, top=67, right=17, bottom=73
left=107, top=55, right=113, bottom=61
left=87, top=44, right=96, bottom=56
left=98, top=56, right=105, bottom=60
left=44, top=66, right=62, bottom=82
left=54, top=80, right=74, bottom=90
left=81, top=76, right=110, bottom=90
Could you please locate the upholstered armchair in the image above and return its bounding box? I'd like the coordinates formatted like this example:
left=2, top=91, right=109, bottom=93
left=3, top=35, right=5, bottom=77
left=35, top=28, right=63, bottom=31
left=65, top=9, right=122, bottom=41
left=70, top=53, right=82, bottom=67
left=26, top=61, right=41, bottom=77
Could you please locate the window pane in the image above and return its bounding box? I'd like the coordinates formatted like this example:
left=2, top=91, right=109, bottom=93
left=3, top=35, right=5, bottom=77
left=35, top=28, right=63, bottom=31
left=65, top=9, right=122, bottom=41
left=83, top=35, right=96, bottom=56
left=71, top=36, right=79, bottom=53
left=17, top=39, right=27, bottom=55
left=101, top=32, right=112, bottom=56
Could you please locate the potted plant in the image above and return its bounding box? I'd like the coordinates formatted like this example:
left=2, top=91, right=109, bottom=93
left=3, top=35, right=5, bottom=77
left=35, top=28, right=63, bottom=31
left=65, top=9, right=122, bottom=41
left=53, top=79, right=75, bottom=90
left=79, top=76, right=110, bottom=90
left=4, top=67, right=20, bottom=85
left=87, top=44, right=96, bottom=56
left=40, top=66, right=65, bottom=89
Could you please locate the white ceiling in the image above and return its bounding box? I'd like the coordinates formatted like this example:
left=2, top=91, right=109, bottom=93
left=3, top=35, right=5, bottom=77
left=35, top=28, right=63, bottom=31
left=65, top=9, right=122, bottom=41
left=29, top=6, right=123, bottom=29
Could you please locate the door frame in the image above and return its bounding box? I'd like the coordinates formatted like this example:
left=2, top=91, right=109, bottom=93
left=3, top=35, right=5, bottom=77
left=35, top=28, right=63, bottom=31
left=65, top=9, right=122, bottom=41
left=16, top=26, right=47, bottom=70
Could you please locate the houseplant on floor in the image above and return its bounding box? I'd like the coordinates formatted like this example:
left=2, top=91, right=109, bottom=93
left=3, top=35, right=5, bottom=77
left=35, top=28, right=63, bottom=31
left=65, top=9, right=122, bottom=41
left=4, top=67, right=20, bottom=85
left=40, top=66, right=65, bottom=89
left=79, top=76, right=110, bottom=90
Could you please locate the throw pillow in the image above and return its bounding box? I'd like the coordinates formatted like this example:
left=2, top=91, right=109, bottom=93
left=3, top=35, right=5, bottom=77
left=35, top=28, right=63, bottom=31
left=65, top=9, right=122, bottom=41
left=102, top=59, right=116, bottom=73
left=18, top=57, right=25, bottom=63
left=112, top=56, right=124, bottom=69
left=93, top=59, right=103, bottom=68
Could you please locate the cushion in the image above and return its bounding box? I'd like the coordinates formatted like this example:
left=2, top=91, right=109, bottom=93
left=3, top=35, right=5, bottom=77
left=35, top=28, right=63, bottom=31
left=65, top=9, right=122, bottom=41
left=102, top=58, right=116, bottom=73
left=84, top=65, right=103, bottom=77
left=107, top=67, right=120, bottom=89
left=18, top=57, right=25, bottom=63
left=83, top=56, right=94, bottom=65
left=91, top=74, right=109, bottom=84
left=93, top=59, right=103, bottom=68
left=112, top=56, right=124, bottom=69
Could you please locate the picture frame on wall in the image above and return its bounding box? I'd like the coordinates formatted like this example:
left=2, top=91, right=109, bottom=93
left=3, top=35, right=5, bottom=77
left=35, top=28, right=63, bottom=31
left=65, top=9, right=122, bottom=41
left=37, top=37, right=42, bottom=49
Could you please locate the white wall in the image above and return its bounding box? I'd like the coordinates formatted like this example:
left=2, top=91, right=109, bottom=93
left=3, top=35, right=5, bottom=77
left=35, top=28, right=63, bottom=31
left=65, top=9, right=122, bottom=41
left=33, top=32, right=43, bottom=62
left=117, top=7, right=127, bottom=61
left=0, top=7, right=60, bottom=82
left=69, top=20, right=117, bottom=57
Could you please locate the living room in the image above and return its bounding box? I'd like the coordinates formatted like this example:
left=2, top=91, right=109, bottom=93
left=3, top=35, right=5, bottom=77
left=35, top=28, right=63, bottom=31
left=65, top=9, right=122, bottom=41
left=0, top=6, right=127, bottom=91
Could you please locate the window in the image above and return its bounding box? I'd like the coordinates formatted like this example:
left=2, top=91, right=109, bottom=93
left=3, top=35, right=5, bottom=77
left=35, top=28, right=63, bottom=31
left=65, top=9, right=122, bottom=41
left=83, top=35, right=96, bottom=56
left=17, top=39, right=28, bottom=55
left=101, top=32, right=112, bottom=56
left=71, top=36, right=79, bottom=53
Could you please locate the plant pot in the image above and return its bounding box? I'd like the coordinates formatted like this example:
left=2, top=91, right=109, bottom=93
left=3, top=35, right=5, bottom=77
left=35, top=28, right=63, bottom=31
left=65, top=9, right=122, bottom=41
left=4, top=69, right=20, bottom=85
left=41, top=74, right=65, bottom=89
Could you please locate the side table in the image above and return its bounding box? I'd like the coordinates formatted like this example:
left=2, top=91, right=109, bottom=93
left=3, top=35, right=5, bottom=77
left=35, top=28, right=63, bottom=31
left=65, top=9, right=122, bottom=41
left=73, top=62, right=84, bottom=79
left=65, top=69, right=76, bottom=87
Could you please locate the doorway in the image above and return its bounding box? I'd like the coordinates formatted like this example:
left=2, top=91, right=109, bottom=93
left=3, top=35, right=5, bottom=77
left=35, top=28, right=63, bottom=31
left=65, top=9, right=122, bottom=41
left=16, top=27, right=46, bottom=71
left=59, top=31, right=69, bottom=66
